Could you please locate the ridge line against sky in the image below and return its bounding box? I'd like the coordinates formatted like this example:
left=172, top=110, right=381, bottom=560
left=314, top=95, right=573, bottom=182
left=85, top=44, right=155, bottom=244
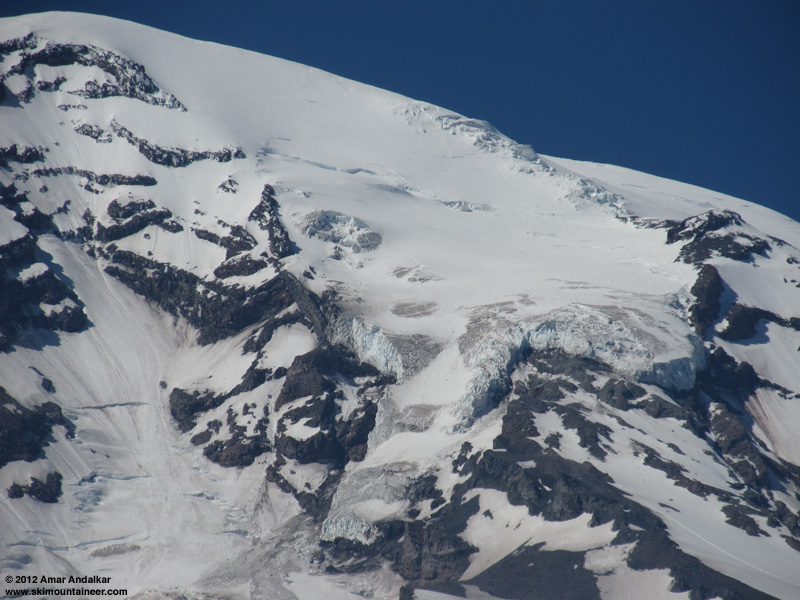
left=2, top=1, right=798, bottom=223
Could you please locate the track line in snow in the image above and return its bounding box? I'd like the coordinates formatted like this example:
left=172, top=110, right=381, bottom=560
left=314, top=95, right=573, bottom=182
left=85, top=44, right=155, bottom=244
left=659, top=510, right=776, bottom=579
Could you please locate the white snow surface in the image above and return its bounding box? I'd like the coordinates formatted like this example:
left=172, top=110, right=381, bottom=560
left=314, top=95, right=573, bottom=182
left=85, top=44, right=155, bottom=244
left=1, top=11, right=799, bottom=600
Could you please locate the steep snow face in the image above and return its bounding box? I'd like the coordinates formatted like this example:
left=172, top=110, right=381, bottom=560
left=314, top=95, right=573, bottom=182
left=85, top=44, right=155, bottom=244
left=2, top=12, right=800, bottom=600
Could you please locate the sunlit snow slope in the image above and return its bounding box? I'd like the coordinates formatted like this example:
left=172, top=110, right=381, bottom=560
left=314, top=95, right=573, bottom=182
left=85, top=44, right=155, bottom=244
left=2, top=12, right=800, bottom=600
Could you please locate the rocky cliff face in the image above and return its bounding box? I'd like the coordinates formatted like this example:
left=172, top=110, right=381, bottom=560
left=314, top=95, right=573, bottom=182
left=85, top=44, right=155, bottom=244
left=2, top=15, right=800, bottom=600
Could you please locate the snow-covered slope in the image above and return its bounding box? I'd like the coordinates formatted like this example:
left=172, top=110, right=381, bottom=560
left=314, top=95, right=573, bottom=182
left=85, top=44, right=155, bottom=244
left=2, top=12, right=800, bottom=600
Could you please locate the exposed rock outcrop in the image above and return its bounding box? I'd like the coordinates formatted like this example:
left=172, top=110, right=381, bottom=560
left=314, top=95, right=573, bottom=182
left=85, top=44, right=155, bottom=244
left=7, top=472, right=63, bottom=503
left=104, top=250, right=293, bottom=345
left=248, top=184, right=295, bottom=258
left=689, top=264, right=724, bottom=337
left=0, top=388, right=72, bottom=468
left=110, top=120, right=245, bottom=167
left=0, top=36, right=184, bottom=109
left=663, top=210, right=772, bottom=264
left=0, top=144, right=46, bottom=167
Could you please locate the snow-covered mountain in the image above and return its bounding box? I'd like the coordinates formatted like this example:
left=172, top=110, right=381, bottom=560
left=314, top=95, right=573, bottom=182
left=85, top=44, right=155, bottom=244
left=2, top=11, right=800, bottom=600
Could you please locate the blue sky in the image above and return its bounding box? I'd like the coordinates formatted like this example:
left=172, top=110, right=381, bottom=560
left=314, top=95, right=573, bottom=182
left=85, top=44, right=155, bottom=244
left=3, top=1, right=799, bottom=222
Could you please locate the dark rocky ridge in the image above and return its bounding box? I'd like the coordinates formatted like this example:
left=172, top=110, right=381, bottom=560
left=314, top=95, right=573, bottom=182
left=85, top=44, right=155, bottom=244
left=689, top=264, right=724, bottom=337
left=663, top=210, right=772, bottom=264
left=213, top=254, right=268, bottom=279
left=0, top=181, right=30, bottom=209
left=20, top=166, right=156, bottom=194
left=74, top=123, right=112, bottom=143
left=685, top=256, right=800, bottom=347
left=110, top=120, right=245, bottom=167
left=192, top=225, right=257, bottom=260
left=625, top=209, right=776, bottom=266
left=0, top=32, right=38, bottom=55
left=0, top=36, right=184, bottom=110
left=272, top=345, right=382, bottom=468
left=316, top=337, right=797, bottom=599
left=104, top=249, right=293, bottom=345
left=96, top=199, right=173, bottom=242
left=275, top=345, right=379, bottom=410
left=248, top=184, right=296, bottom=258
left=719, top=303, right=800, bottom=342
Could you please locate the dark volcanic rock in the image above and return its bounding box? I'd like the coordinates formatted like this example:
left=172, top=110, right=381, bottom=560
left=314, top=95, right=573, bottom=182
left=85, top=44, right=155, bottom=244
left=107, top=198, right=156, bottom=220
left=104, top=250, right=294, bottom=345
left=0, top=144, right=46, bottom=166
left=634, top=395, right=688, bottom=421
left=242, top=309, right=305, bottom=353
left=203, top=436, right=269, bottom=468
left=0, top=254, right=88, bottom=351
left=96, top=207, right=172, bottom=242
left=336, top=400, right=377, bottom=463
left=213, top=255, right=268, bottom=279
left=0, top=389, right=71, bottom=468
left=722, top=503, right=767, bottom=536
left=388, top=518, right=477, bottom=584
left=719, top=304, right=787, bottom=342
left=275, top=345, right=378, bottom=410
left=626, top=527, right=777, bottom=600
left=218, top=177, right=238, bottom=193
left=376, top=342, right=788, bottom=600
left=36, top=76, right=66, bottom=92
left=699, top=347, right=761, bottom=399
left=275, top=350, right=337, bottom=410
left=597, top=378, right=645, bottom=410
left=466, top=545, right=601, bottom=600
left=158, top=219, right=184, bottom=233
left=169, top=388, right=227, bottom=432
left=29, top=166, right=157, bottom=191
left=0, top=232, right=36, bottom=270
left=194, top=225, right=257, bottom=259
left=248, top=184, right=296, bottom=258
left=8, top=472, right=63, bottom=503
left=662, top=209, right=771, bottom=264
left=190, top=429, right=213, bottom=446
left=0, top=182, right=30, bottom=208
left=636, top=442, right=718, bottom=498
left=0, top=32, right=37, bottom=56
left=73, top=123, right=112, bottom=143
left=1, top=37, right=184, bottom=109
left=14, top=205, right=54, bottom=231
left=110, top=120, right=245, bottom=167
left=689, top=264, right=724, bottom=337
left=276, top=425, right=341, bottom=466
left=276, top=393, right=337, bottom=464
left=40, top=377, right=56, bottom=393
left=322, top=498, right=477, bottom=585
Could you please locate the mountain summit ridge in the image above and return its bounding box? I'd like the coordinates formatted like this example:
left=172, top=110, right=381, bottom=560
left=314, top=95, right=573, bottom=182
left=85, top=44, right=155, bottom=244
left=2, top=12, right=800, bottom=600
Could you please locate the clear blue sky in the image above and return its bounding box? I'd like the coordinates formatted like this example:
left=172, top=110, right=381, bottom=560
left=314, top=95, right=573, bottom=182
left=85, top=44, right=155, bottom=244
left=3, top=1, right=799, bottom=223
